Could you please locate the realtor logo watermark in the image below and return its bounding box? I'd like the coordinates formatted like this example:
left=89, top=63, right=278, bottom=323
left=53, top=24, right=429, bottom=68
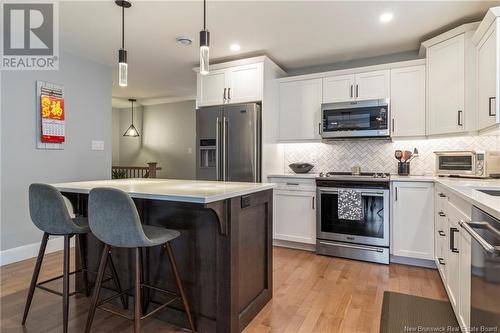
left=1, top=1, right=59, bottom=70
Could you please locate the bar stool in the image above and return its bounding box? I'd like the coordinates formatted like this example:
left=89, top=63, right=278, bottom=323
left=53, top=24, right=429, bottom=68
left=23, top=184, right=127, bottom=333
left=85, top=187, right=195, bottom=333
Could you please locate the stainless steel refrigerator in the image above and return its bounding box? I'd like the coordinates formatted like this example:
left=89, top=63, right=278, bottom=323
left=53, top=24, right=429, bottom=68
left=196, top=103, right=261, bottom=182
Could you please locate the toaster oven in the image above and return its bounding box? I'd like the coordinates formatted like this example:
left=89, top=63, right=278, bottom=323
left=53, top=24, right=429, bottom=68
left=435, top=151, right=500, bottom=178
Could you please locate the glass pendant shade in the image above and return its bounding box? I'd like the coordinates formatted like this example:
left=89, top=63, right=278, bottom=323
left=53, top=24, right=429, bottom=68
left=123, top=123, right=139, bottom=137
left=200, top=45, right=209, bottom=75
left=118, top=61, right=128, bottom=87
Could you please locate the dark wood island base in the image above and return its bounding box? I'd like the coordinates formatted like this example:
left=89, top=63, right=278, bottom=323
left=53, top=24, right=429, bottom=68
left=64, top=189, right=273, bottom=333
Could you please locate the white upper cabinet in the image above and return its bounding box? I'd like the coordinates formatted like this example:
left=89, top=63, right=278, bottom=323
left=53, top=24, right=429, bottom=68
left=322, top=74, right=355, bottom=103
left=426, top=34, right=466, bottom=135
left=227, top=63, right=263, bottom=104
left=474, top=8, right=500, bottom=130
left=279, top=78, right=322, bottom=141
left=354, top=70, right=390, bottom=101
left=322, top=70, right=389, bottom=103
left=196, top=62, right=263, bottom=107
left=390, top=65, right=426, bottom=137
left=197, top=69, right=226, bottom=107
left=392, top=181, right=435, bottom=260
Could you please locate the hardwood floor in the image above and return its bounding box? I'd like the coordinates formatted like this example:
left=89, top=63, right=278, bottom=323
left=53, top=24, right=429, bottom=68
left=0, top=246, right=447, bottom=332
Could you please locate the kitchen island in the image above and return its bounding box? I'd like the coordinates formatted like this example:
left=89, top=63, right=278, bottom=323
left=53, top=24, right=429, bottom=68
left=52, top=179, right=275, bottom=333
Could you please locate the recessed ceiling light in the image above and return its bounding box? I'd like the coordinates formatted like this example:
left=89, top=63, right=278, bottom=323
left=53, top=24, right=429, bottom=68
left=230, top=43, right=241, bottom=52
left=379, top=12, right=394, bottom=23
left=176, top=36, right=193, bottom=46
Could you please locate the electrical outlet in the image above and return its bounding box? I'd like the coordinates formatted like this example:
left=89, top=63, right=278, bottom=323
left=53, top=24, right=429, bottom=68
left=91, top=140, right=104, bottom=151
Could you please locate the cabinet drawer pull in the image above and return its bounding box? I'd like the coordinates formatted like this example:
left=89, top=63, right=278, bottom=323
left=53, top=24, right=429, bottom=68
left=438, top=230, right=445, bottom=237
left=286, top=182, right=300, bottom=186
left=438, top=258, right=446, bottom=265
left=438, top=212, right=446, bottom=217
left=438, top=193, right=446, bottom=198
left=450, top=227, right=459, bottom=253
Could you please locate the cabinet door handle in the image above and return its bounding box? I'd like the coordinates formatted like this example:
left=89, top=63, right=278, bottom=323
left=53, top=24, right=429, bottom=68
left=450, top=227, right=459, bottom=253
left=438, top=193, right=446, bottom=198
left=438, top=230, right=445, bottom=237
left=438, top=212, right=446, bottom=217
left=391, top=118, right=395, bottom=132
left=438, top=258, right=446, bottom=266
left=457, top=110, right=463, bottom=126
left=355, top=84, right=359, bottom=98
left=318, top=122, right=322, bottom=136
left=312, top=197, right=315, bottom=210
left=394, top=187, right=398, bottom=201
left=489, top=97, right=496, bottom=117
left=223, top=88, right=227, bottom=101
left=227, top=87, right=231, bottom=100
left=350, top=85, right=353, bottom=98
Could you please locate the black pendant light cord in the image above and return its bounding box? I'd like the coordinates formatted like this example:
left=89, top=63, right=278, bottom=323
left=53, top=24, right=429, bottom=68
left=203, top=0, right=206, bottom=30
left=122, top=6, right=125, bottom=49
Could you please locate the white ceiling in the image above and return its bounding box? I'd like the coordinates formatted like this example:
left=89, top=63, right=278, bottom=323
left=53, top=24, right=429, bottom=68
left=59, top=1, right=499, bottom=103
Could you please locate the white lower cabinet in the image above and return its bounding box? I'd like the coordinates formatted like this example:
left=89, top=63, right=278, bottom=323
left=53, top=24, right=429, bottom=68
left=392, top=181, right=435, bottom=260
left=269, top=177, right=316, bottom=245
left=434, top=185, right=472, bottom=331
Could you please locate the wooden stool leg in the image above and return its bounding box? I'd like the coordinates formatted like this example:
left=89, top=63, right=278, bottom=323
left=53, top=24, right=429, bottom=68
left=84, top=244, right=110, bottom=333
left=108, top=252, right=128, bottom=309
left=165, top=242, right=196, bottom=332
left=62, top=235, right=71, bottom=333
left=22, top=232, right=49, bottom=325
left=76, top=234, right=90, bottom=297
left=134, top=248, right=142, bottom=333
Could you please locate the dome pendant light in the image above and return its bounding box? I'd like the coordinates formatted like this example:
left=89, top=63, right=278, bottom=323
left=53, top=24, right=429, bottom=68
left=199, top=0, right=210, bottom=75
left=123, top=99, right=140, bottom=137
left=116, top=0, right=131, bottom=87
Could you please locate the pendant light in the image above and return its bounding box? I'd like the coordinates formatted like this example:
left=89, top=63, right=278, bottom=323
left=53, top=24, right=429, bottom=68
left=199, top=0, right=210, bottom=75
left=123, top=99, right=140, bottom=137
left=116, top=0, right=131, bottom=87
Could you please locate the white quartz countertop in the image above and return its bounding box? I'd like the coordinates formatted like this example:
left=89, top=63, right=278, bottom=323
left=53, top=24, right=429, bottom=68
left=434, top=178, right=500, bottom=220
left=52, top=179, right=276, bottom=204
left=267, top=173, right=319, bottom=179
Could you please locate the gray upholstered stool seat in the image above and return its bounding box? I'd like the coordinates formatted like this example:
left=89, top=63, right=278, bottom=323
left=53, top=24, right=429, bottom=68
left=23, top=184, right=126, bottom=333
left=85, top=187, right=195, bottom=333
left=142, top=225, right=180, bottom=247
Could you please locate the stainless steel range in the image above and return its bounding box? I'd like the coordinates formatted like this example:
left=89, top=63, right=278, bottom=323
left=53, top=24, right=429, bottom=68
left=316, top=172, right=390, bottom=264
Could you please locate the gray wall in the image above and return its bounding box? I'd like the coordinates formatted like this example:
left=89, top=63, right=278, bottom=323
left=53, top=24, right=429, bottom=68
left=113, top=100, right=196, bottom=179
left=0, top=51, right=112, bottom=251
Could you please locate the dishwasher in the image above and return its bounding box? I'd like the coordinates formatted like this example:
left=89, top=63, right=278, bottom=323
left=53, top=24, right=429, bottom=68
left=460, top=206, right=500, bottom=331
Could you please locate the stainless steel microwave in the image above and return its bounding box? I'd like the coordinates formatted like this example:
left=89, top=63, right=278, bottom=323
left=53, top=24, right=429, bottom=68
left=435, top=151, right=500, bottom=178
left=321, top=99, right=390, bottom=139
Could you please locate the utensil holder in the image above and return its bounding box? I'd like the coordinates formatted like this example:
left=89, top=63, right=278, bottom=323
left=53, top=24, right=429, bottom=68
left=398, top=162, right=410, bottom=176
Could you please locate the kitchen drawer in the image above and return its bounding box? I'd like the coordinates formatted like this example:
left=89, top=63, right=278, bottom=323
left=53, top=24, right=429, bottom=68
left=268, top=177, right=316, bottom=192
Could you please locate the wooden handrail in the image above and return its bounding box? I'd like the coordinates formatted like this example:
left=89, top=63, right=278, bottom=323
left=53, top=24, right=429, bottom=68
left=112, top=162, right=162, bottom=179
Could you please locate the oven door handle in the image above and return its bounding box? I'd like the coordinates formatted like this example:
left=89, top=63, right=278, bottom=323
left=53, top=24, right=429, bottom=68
left=459, top=221, right=500, bottom=256
left=319, top=241, right=385, bottom=253
left=318, top=189, right=385, bottom=196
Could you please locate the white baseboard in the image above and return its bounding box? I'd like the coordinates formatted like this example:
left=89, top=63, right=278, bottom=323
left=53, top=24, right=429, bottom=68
left=0, top=237, right=75, bottom=266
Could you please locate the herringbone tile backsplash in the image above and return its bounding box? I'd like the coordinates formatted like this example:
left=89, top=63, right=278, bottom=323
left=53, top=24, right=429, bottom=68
left=283, top=135, right=500, bottom=175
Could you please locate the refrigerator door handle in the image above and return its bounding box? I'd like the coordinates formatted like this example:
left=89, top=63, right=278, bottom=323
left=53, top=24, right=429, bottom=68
left=253, top=108, right=260, bottom=182
left=216, top=117, right=220, bottom=181
left=223, top=116, right=228, bottom=181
